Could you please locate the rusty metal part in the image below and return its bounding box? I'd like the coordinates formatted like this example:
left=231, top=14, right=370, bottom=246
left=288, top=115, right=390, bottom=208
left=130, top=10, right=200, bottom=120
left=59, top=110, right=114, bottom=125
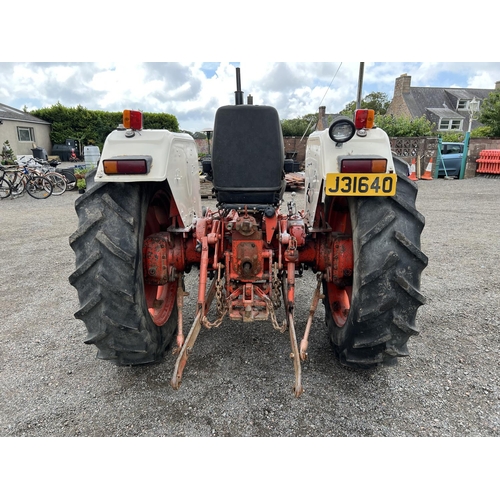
left=171, top=278, right=217, bottom=390
left=143, top=231, right=185, bottom=285
left=288, top=311, right=303, bottom=397
left=173, top=274, right=188, bottom=354
left=300, top=272, right=324, bottom=361
left=331, top=236, right=353, bottom=286
left=254, top=287, right=286, bottom=332
left=264, top=212, right=278, bottom=244
left=235, top=213, right=258, bottom=236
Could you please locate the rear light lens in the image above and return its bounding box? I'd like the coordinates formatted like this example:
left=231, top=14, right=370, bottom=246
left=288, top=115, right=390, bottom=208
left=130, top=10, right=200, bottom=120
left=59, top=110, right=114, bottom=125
left=103, top=156, right=152, bottom=175
left=123, top=110, right=143, bottom=130
left=328, top=117, right=356, bottom=143
left=341, top=158, right=387, bottom=173
left=354, top=109, right=375, bottom=129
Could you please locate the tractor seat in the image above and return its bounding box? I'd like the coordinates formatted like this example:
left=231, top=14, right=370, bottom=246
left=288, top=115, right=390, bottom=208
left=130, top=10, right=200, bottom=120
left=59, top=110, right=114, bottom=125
left=211, top=105, right=285, bottom=208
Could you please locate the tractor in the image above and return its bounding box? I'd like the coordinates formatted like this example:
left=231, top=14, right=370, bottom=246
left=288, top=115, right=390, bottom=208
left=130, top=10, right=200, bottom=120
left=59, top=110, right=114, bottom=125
left=69, top=68, right=427, bottom=397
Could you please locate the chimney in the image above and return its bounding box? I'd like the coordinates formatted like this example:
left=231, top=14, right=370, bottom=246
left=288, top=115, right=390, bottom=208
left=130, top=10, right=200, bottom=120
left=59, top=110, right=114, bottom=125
left=317, top=106, right=326, bottom=131
left=393, top=73, right=412, bottom=97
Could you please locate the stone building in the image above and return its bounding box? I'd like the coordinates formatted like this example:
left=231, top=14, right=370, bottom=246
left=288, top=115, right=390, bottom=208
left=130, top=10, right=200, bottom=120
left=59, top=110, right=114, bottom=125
left=386, top=73, right=499, bottom=133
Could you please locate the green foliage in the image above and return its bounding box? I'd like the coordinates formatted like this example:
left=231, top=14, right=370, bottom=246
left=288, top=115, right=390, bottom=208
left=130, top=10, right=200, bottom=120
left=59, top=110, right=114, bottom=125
left=471, top=126, right=494, bottom=138
left=438, top=126, right=495, bottom=141
left=77, top=178, right=86, bottom=190
left=339, top=91, right=390, bottom=117
left=478, top=91, right=500, bottom=136
left=281, top=113, right=318, bottom=137
left=1, top=140, right=17, bottom=164
left=143, top=112, right=179, bottom=131
left=75, top=166, right=91, bottom=176
left=30, top=103, right=180, bottom=150
left=374, top=115, right=434, bottom=137
left=438, top=131, right=465, bottom=142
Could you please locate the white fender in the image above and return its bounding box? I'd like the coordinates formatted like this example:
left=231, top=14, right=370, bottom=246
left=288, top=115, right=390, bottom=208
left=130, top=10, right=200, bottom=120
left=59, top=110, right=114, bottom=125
left=304, top=126, right=395, bottom=226
left=94, top=128, right=202, bottom=228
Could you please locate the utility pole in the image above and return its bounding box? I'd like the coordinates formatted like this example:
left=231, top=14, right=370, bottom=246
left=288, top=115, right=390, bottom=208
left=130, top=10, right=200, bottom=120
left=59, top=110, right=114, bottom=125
left=356, top=63, right=365, bottom=110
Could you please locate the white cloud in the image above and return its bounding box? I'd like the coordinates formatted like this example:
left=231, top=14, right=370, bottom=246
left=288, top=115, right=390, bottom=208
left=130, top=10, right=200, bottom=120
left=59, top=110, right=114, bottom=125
left=1, top=62, right=500, bottom=133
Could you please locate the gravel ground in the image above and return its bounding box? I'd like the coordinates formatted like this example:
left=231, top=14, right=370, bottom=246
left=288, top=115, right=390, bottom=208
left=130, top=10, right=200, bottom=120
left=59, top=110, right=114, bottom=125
left=1, top=174, right=499, bottom=440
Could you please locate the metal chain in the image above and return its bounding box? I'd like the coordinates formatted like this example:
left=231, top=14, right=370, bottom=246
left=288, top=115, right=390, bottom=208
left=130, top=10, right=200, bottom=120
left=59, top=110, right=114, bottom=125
left=271, top=263, right=282, bottom=309
left=260, top=292, right=287, bottom=333
left=202, top=263, right=227, bottom=329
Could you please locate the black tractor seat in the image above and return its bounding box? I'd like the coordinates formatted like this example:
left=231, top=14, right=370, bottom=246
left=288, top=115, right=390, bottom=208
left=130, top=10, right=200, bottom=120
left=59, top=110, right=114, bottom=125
left=211, top=104, right=286, bottom=208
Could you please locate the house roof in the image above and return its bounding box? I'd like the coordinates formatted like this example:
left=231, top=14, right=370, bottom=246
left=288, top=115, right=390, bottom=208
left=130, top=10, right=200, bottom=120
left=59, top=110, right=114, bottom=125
left=426, top=107, right=464, bottom=119
left=403, top=87, right=493, bottom=119
left=0, top=103, right=50, bottom=125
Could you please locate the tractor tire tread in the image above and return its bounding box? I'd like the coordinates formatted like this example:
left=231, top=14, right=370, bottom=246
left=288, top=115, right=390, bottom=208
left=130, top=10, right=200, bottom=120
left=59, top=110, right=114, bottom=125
left=69, top=180, right=177, bottom=366
left=324, top=157, right=428, bottom=368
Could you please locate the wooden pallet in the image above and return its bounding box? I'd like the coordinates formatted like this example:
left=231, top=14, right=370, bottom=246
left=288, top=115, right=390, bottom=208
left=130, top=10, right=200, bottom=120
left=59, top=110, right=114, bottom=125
left=199, top=173, right=305, bottom=198
left=285, top=172, right=305, bottom=190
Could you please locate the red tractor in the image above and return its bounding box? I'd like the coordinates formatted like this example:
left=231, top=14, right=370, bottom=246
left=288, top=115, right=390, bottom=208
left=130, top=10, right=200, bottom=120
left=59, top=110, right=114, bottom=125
left=70, top=68, right=427, bottom=396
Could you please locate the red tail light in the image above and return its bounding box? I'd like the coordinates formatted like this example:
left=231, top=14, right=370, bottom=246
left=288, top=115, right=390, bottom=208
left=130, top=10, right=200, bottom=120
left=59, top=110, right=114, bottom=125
left=354, top=109, right=375, bottom=129
left=123, top=110, right=143, bottom=130
left=341, top=158, right=387, bottom=173
left=103, top=156, right=152, bottom=175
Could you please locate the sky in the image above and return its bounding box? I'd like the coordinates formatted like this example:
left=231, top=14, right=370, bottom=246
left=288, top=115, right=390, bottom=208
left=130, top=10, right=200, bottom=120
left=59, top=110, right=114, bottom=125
left=1, top=61, right=499, bottom=134
left=2, top=2, right=497, bottom=135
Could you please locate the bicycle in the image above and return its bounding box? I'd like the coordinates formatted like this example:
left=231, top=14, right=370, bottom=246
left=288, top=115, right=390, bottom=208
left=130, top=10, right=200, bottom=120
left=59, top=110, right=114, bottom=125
left=28, top=163, right=68, bottom=196
left=25, top=157, right=74, bottom=193
left=0, top=166, right=13, bottom=199
left=2, top=164, right=53, bottom=199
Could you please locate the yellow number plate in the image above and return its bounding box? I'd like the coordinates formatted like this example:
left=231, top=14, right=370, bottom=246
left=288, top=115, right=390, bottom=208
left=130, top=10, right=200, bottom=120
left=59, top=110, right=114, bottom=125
left=325, top=173, right=397, bottom=196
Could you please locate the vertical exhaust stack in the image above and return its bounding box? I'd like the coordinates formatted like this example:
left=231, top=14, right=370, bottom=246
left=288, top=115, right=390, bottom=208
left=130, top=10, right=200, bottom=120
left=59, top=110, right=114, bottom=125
left=234, top=67, right=244, bottom=105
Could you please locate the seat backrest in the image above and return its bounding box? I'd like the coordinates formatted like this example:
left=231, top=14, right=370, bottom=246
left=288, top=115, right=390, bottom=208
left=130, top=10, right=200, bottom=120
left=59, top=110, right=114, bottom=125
left=211, top=105, right=285, bottom=206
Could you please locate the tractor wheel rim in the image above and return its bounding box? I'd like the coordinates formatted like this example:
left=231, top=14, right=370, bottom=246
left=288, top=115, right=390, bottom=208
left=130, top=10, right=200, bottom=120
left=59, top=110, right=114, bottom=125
left=326, top=199, right=353, bottom=328
left=144, top=191, right=177, bottom=326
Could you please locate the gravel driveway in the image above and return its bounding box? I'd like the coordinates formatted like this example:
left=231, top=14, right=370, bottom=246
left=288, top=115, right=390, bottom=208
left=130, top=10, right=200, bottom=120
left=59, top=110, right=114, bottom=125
left=1, top=175, right=499, bottom=437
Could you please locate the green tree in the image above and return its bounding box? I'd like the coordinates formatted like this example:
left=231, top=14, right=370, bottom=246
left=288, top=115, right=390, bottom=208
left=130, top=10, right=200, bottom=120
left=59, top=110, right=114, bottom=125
left=374, top=115, right=434, bottom=137
left=30, top=104, right=179, bottom=150
left=471, top=126, right=494, bottom=138
left=339, top=91, right=390, bottom=117
left=478, top=91, right=500, bottom=136
left=281, top=113, right=318, bottom=136
left=1, top=140, right=17, bottom=164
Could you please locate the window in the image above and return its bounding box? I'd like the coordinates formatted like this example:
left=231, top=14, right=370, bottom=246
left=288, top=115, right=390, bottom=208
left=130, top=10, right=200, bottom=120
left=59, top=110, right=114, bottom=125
left=457, top=99, right=481, bottom=110
left=439, top=119, right=463, bottom=131
left=442, top=144, right=463, bottom=155
left=17, top=127, right=35, bottom=142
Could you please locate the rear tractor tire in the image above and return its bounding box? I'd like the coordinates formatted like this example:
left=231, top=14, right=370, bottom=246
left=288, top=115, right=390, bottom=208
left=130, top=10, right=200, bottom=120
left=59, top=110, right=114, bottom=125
left=323, top=157, right=428, bottom=368
left=69, top=178, right=179, bottom=365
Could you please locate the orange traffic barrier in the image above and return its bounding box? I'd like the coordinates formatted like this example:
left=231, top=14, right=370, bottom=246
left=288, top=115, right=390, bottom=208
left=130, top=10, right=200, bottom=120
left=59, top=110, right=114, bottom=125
left=409, top=158, right=418, bottom=181
left=476, top=149, right=500, bottom=175
left=421, top=157, right=434, bottom=180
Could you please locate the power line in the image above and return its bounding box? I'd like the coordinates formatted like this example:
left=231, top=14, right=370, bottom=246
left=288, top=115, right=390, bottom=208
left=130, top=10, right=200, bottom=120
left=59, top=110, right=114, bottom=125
left=299, top=62, right=343, bottom=143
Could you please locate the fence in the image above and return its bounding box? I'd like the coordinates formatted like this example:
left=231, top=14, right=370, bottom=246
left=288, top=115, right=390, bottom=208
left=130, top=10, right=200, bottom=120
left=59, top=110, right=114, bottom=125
left=197, top=134, right=500, bottom=178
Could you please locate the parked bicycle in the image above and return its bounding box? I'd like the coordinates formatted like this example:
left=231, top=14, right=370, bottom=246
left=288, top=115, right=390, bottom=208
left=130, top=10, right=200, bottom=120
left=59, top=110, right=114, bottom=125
left=24, top=157, right=76, bottom=192
left=0, top=164, right=53, bottom=199
left=0, top=166, right=13, bottom=199
left=17, top=157, right=68, bottom=195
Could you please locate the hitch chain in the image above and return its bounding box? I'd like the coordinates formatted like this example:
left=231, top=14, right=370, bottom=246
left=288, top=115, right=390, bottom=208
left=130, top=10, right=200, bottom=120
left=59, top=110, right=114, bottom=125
left=271, top=263, right=282, bottom=309
left=202, top=263, right=227, bottom=329
left=265, top=293, right=287, bottom=333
